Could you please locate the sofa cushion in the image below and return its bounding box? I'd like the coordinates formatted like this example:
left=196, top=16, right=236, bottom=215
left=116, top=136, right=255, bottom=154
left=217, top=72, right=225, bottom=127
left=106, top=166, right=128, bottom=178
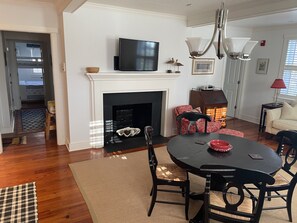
left=280, top=102, right=297, bottom=120
left=272, top=119, right=297, bottom=130
left=290, top=97, right=297, bottom=107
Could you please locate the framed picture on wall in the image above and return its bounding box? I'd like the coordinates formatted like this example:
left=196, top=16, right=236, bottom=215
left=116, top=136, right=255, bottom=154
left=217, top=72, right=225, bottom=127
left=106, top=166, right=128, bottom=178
left=256, top=58, right=269, bottom=74
left=192, top=58, right=215, bottom=75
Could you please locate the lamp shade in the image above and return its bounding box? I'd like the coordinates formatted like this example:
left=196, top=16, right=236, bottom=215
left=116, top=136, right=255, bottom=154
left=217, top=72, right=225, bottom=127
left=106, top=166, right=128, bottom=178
left=271, top=79, right=286, bottom=89
left=242, top=41, right=258, bottom=54
left=225, top=37, right=250, bottom=53
left=186, top=37, right=210, bottom=54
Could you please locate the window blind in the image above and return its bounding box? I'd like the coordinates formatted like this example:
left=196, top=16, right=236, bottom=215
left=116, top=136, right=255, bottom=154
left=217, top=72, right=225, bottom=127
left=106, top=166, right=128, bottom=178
left=280, top=39, right=297, bottom=96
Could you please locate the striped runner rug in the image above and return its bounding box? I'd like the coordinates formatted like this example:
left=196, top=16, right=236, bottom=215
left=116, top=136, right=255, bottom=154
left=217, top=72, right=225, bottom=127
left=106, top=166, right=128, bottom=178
left=0, top=182, right=38, bottom=223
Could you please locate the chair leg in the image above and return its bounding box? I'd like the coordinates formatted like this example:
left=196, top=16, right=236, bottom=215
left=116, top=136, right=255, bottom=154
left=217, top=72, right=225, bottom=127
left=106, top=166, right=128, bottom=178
left=45, top=112, right=51, bottom=140
left=150, top=186, right=153, bottom=196
left=148, top=185, right=157, bottom=217
left=267, top=191, right=272, bottom=201
left=287, top=190, right=293, bottom=222
left=185, top=182, right=190, bottom=220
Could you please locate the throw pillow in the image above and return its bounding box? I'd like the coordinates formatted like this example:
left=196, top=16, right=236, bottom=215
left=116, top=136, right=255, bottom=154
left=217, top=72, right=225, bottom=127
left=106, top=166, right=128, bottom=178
left=280, top=102, right=297, bottom=120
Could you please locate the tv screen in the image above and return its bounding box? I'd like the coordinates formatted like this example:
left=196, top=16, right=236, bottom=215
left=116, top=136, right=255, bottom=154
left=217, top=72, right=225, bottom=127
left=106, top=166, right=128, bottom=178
left=119, top=38, right=159, bottom=71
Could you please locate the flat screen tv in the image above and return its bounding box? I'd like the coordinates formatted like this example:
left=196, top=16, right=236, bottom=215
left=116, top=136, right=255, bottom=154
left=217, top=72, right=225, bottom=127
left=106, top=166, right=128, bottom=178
left=119, top=38, right=159, bottom=71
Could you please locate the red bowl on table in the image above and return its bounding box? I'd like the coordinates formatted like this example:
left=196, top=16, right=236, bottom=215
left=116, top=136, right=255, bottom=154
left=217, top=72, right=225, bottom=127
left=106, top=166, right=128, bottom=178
left=209, top=139, right=232, bottom=152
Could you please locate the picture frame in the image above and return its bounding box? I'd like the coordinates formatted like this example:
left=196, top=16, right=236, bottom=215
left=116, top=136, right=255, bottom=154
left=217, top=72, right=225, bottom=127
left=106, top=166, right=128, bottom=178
left=256, top=58, right=269, bottom=74
left=192, top=58, right=215, bottom=75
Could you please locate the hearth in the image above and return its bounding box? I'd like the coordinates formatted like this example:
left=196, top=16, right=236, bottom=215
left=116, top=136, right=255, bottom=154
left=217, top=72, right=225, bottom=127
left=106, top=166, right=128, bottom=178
left=103, top=91, right=163, bottom=149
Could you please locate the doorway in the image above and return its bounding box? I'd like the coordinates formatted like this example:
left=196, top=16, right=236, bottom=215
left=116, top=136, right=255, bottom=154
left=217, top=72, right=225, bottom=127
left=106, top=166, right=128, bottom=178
left=222, top=58, right=246, bottom=118
left=1, top=31, right=54, bottom=139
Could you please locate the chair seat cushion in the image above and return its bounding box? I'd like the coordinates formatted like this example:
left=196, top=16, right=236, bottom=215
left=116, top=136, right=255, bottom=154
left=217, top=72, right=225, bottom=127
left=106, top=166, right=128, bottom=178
left=217, top=128, right=244, bottom=137
left=210, top=190, right=253, bottom=221
left=156, top=163, right=188, bottom=181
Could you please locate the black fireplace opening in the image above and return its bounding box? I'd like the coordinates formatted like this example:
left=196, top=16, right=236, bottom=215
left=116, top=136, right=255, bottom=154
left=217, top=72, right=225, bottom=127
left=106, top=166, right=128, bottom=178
left=113, top=103, right=152, bottom=137
left=103, top=91, right=167, bottom=152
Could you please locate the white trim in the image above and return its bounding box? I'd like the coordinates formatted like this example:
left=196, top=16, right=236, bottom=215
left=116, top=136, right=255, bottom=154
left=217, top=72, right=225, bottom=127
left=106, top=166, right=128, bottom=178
left=0, top=133, right=2, bottom=154
left=0, top=24, right=58, bottom=33
left=86, top=72, right=179, bottom=148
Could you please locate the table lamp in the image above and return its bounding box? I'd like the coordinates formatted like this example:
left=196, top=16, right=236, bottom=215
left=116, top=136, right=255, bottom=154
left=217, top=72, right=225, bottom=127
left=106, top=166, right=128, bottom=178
left=271, top=78, right=286, bottom=105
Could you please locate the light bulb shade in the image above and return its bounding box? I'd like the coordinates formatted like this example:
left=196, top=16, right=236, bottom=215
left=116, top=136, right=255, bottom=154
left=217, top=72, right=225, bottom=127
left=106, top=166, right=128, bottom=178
left=271, top=79, right=286, bottom=89
left=242, top=40, right=258, bottom=54
left=225, top=37, right=250, bottom=53
left=186, top=37, right=210, bottom=55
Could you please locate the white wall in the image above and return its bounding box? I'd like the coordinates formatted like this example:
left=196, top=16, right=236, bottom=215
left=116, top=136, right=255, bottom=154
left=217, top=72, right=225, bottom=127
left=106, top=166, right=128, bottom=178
left=63, top=3, right=253, bottom=150
left=63, top=4, right=188, bottom=150
left=239, top=24, right=297, bottom=123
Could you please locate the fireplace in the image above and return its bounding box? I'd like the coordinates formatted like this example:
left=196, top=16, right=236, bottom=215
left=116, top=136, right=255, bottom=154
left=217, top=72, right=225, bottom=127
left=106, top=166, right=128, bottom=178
left=86, top=72, right=179, bottom=148
left=103, top=91, right=162, bottom=145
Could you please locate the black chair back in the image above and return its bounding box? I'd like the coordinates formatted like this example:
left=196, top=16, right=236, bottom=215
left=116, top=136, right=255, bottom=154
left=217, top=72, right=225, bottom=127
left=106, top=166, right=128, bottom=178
left=176, top=112, right=211, bottom=134
left=201, top=165, right=275, bottom=223
left=144, top=126, right=158, bottom=182
left=276, top=130, right=297, bottom=179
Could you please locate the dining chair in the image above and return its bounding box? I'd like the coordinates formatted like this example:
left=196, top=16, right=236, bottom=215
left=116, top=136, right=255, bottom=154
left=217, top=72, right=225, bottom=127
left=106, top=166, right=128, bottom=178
left=200, top=164, right=275, bottom=223
left=45, top=100, right=56, bottom=140
left=176, top=112, right=211, bottom=134
left=144, top=126, right=190, bottom=220
left=263, top=130, right=297, bottom=222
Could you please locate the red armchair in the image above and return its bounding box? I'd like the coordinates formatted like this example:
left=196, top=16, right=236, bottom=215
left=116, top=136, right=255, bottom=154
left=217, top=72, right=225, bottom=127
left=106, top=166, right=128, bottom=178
left=174, top=105, right=221, bottom=135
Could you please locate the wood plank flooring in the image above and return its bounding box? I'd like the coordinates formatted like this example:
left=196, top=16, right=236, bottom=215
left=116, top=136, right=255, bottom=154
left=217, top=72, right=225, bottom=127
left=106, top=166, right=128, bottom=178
left=0, top=119, right=279, bottom=222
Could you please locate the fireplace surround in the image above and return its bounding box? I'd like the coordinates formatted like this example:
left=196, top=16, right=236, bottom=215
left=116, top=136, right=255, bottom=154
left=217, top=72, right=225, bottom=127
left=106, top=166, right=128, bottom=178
left=86, top=72, right=179, bottom=148
left=103, top=91, right=162, bottom=146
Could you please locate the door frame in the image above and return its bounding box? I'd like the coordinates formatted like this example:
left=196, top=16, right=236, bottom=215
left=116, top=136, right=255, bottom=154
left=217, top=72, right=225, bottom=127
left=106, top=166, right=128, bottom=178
left=0, top=26, right=65, bottom=146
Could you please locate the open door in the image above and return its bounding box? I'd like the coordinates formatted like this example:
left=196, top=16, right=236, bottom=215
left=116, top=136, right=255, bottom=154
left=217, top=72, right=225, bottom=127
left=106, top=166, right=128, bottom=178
left=222, top=58, right=246, bottom=118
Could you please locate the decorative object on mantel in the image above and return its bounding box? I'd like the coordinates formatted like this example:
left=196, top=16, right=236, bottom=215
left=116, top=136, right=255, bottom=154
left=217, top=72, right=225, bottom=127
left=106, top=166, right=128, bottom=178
left=116, top=127, right=141, bottom=137
left=86, top=67, right=100, bottom=73
left=165, top=58, right=175, bottom=73
left=185, top=3, right=257, bottom=61
left=271, top=78, right=286, bottom=105
left=174, top=59, right=184, bottom=73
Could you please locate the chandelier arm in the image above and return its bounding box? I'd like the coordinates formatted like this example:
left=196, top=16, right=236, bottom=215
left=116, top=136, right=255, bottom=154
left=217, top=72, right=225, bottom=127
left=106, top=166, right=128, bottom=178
left=197, top=9, right=219, bottom=57
left=221, top=8, right=231, bottom=58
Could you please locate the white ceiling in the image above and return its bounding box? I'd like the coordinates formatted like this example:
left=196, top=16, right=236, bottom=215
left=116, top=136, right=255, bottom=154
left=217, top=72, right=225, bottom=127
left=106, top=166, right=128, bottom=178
left=27, top=0, right=297, bottom=28
left=85, top=0, right=297, bottom=28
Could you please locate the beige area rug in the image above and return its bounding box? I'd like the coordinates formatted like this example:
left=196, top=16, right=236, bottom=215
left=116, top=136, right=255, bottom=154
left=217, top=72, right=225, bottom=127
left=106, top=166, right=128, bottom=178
left=69, top=147, right=297, bottom=223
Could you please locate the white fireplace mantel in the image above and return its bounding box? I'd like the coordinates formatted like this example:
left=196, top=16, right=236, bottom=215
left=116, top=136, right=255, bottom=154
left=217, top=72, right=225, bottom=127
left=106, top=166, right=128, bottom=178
left=86, top=72, right=180, bottom=148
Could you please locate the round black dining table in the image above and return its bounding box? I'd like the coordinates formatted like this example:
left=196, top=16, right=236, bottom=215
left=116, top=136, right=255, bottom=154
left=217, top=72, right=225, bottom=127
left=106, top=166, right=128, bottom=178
left=167, top=133, right=282, bottom=223
left=167, top=133, right=282, bottom=176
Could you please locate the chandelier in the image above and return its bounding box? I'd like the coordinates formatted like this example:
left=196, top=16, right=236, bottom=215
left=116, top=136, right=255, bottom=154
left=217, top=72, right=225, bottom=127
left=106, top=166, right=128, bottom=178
left=186, top=3, right=258, bottom=60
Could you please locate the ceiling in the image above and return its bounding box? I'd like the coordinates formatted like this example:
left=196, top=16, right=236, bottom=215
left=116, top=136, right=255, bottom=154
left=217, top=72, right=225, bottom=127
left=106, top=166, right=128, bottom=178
left=85, top=0, right=297, bottom=28
left=27, top=0, right=297, bottom=28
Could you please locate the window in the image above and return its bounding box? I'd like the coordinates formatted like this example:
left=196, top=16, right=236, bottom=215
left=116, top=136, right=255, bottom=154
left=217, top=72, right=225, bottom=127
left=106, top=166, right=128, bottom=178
left=280, top=38, right=297, bottom=97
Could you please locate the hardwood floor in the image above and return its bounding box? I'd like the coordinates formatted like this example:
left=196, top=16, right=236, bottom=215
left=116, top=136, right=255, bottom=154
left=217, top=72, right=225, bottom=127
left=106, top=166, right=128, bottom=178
left=0, top=119, right=279, bottom=222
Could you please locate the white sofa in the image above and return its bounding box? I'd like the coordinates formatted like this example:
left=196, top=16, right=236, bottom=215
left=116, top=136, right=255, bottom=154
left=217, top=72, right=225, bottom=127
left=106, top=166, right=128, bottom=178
left=265, top=101, right=297, bottom=135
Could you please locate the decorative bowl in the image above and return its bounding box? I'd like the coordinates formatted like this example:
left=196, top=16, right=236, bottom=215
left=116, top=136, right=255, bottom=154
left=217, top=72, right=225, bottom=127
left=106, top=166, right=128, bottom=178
left=116, top=127, right=141, bottom=137
left=86, top=67, right=100, bottom=73
left=209, top=139, right=232, bottom=152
